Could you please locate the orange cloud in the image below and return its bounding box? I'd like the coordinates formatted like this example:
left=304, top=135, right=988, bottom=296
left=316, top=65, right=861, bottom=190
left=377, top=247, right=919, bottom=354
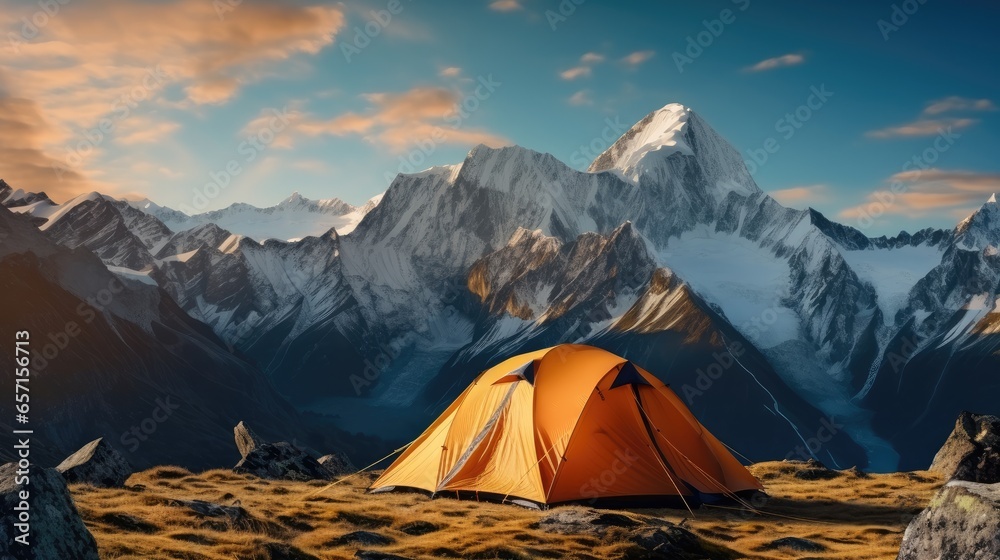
left=116, top=117, right=181, bottom=145
left=0, top=93, right=95, bottom=202
left=621, top=50, right=655, bottom=67
left=769, top=184, right=829, bottom=206
left=0, top=0, right=343, bottom=200
left=245, top=86, right=508, bottom=154
left=837, top=169, right=1000, bottom=221
left=559, top=66, right=592, bottom=80
left=489, top=0, right=523, bottom=12
left=866, top=118, right=977, bottom=139
left=922, top=96, right=996, bottom=116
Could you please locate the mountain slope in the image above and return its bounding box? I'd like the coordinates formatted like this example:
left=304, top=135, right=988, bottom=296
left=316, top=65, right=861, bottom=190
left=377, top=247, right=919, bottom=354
left=0, top=206, right=364, bottom=469
left=1, top=103, right=997, bottom=473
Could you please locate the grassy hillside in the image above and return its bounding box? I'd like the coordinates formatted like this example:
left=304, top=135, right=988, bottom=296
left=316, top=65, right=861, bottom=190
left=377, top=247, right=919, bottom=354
left=71, top=461, right=942, bottom=559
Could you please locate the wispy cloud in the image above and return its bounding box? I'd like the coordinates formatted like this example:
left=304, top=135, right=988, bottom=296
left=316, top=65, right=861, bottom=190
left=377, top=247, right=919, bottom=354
left=115, top=117, right=181, bottom=145
left=922, top=96, right=996, bottom=116
left=439, top=66, right=463, bottom=78
left=559, top=66, right=592, bottom=80
left=866, top=118, right=977, bottom=139
left=256, top=87, right=507, bottom=153
left=621, top=50, right=655, bottom=67
left=489, top=0, right=522, bottom=12
left=0, top=0, right=343, bottom=201
left=559, top=52, right=606, bottom=81
left=867, top=95, right=994, bottom=140
left=568, top=90, right=593, bottom=107
left=769, top=184, right=829, bottom=206
left=291, top=159, right=332, bottom=173
left=0, top=92, right=95, bottom=202
left=838, top=169, right=1000, bottom=220
left=744, top=53, right=805, bottom=73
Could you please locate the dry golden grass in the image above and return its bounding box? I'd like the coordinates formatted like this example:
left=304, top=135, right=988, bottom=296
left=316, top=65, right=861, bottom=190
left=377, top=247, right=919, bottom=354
left=70, top=461, right=942, bottom=560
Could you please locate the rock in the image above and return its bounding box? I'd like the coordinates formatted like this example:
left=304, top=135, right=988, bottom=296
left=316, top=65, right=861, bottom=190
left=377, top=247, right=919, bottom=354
left=234, top=442, right=333, bottom=481
left=930, top=412, right=1000, bottom=483
left=762, top=537, right=827, bottom=552
left=235, top=421, right=267, bottom=459
left=622, top=526, right=721, bottom=559
left=794, top=467, right=840, bottom=481
left=55, top=437, right=132, bottom=487
left=247, top=542, right=321, bottom=560
left=318, top=451, right=356, bottom=476
left=398, top=520, right=440, bottom=536
left=333, top=531, right=395, bottom=546
left=355, top=552, right=412, bottom=560
left=0, top=462, right=100, bottom=560
left=170, top=498, right=278, bottom=534
left=897, top=480, right=1000, bottom=560
left=842, top=466, right=869, bottom=478
left=537, top=507, right=727, bottom=559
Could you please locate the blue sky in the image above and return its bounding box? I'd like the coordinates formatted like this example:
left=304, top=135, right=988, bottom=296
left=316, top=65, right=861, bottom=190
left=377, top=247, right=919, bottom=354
left=1, top=0, right=997, bottom=235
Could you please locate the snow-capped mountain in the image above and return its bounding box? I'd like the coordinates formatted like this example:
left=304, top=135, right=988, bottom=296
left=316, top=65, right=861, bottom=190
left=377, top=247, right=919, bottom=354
left=2, top=103, right=997, bottom=472
left=128, top=191, right=381, bottom=241
left=0, top=204, right=365, bottom=470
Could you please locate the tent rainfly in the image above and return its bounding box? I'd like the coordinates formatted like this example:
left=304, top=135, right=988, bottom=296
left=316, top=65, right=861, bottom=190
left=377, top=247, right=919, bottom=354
left=369, top=344, right=763, bottom=508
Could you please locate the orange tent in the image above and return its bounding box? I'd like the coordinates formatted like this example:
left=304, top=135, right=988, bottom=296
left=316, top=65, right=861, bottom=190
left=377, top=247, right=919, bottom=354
left=369, top=344, right=762, bottom=508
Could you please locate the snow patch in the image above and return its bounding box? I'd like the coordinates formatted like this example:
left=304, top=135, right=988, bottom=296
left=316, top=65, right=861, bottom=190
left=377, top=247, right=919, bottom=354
left=840, top=245, right=944, bottom=323
left=661, top=226, right=800, bottom=349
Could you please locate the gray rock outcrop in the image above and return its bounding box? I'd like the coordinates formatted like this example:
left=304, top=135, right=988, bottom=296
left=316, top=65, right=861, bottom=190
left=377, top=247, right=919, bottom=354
left=55, top=437, right=132, bottom=487
left=930, top=412, right=1000, bottom=483
left=897, top=480, right=1000, bottom=559
left=233, top=430, right=333, bottom=482
left=234, top=421, right=266, bottom=459
left=318, top=451, right=356, bottom=476
left=0, top=462, right=100, bottom=560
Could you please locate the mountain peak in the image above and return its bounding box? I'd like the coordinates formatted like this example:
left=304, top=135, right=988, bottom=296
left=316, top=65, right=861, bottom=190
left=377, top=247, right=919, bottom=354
left=588, top=103, right=760, bottom=203
left=588, top=104, right=693, bottom=178
left=955, top=193, right=1000, bottom=250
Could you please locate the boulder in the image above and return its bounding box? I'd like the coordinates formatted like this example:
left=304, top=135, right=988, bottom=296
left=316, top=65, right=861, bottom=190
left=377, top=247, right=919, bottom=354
left=355, top=552, right=412, bottom=560
left=170, top=498, right=279, bottom=534
left=235, top=441, right=333, bottom=481
left=246, top=542, right=322, bottom=560
left=930, top=412, right=1000, bottom=483
left=55, top=437, right=132, bottom=487
left=536, top=507, right=729, bottom=559
left=762, top=537, right=826, bottom=552
left=234, top=421, right=266, bottom=459
left=333, top=531, right=395, bottom=546
left=398, top=520, right=440, bottom=536
left=0, top=462, right=100, bottom=560
left=318, top=451, right=356, bottom=476
left=897, top=480, right=1000, bottom=559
